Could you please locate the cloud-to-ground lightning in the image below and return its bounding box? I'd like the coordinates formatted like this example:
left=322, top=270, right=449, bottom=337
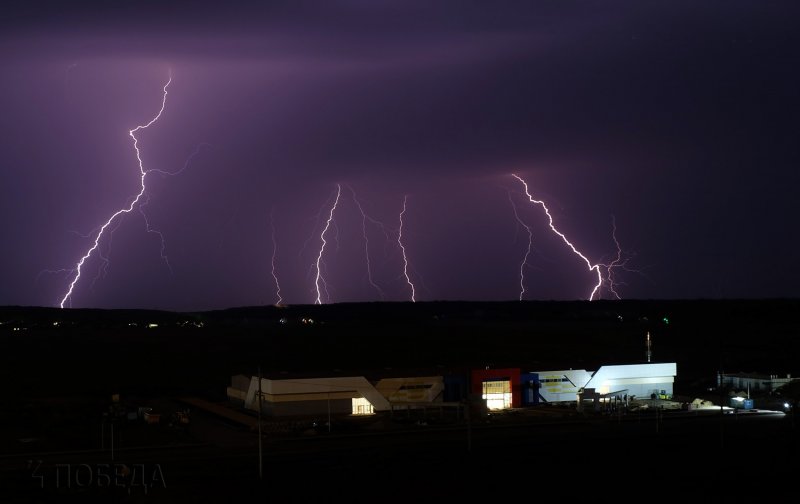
left=59, top=73, right=173, bottom=308
left=270, top=208, right=283, bottom=305
left=398, top=195, right=416, bottom=302
left=313, top=184, right=342, bottom=304
left=507, top=191, right=533, bottom=301
left=347, top=185, right=388, bottom=301
left=511, top=173, right=604, bottom=300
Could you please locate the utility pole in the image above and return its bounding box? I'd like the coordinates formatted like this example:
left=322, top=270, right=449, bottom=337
left=464, top=399, right=472, bottom=453
left=655, top=405, right=660, bottom=434
left=258, top=367, right=263, bottom=480
left=719, top=370, right=725, bottom=450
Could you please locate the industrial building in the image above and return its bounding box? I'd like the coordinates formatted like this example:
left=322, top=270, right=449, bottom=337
left=718, top=372, right=796, bottom=393
left=227, top=361, right=677, bottom=418
left=228, top=374, right=445, bottom=417
left=536, top=363, right=677, bottom=403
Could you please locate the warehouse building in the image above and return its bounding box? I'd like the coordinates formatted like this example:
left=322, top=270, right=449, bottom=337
left=226, top=362, right=677, bottom=416
left=228, top=374, right=444, bottom=417
left=535, top=362, right=677, bottom=404
left=469, top=363, right=676, bottom=410
left=718, top=372, right=796, bottom=393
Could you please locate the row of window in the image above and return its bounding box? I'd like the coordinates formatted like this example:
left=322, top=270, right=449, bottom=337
left=399, top=384, right=433, bottom=390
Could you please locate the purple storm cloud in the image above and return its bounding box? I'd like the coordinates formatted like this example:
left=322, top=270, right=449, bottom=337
left=1, top=1, right=799, bottom=309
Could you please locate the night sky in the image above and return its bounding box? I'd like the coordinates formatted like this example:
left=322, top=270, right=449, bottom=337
left=1, top=1, right=798, bottom=310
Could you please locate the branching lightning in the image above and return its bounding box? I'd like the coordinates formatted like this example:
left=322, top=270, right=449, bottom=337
left=270, top=208, right=283, bottom=305
left=138, top=143, right=211, bottom=275
left=596, top=215, right=640, bottom=300
left=314, top=184, right=342, bottom=304
left=59, top=73, right=173, bottom=308
left=347, top=185, right=388, bottom=300
left=41, top=67, right=648, bottom=307
left=507, top=191, right=533, bottom=301
left=511, top=173, right=604, bottom=300
left=398, top=195, right=416, bottom=302
left=88, top=217, right=124, bottom=290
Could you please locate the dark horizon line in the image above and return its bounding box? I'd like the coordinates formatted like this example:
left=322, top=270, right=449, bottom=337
left=2, top=296, right=800, bottom=314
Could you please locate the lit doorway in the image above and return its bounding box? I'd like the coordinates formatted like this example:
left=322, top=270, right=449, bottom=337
left=482, top=380, right=512, bottom=410
left=352, top=397, right=374, bottom=415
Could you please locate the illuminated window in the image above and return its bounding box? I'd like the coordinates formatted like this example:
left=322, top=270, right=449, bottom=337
left=351, top=397, right=374, bottom=415
left=482, top=380, right=512, bottom=410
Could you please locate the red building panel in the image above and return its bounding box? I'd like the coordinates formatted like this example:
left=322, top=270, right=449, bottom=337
left=470, top=368, right=522, bottom=408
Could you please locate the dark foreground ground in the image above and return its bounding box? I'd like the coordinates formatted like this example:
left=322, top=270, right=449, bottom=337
left=1, top=299, right=799, bottom=502
left=2, top=407, right=798, bottom=502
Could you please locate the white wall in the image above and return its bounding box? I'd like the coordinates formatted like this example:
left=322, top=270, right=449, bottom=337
left=534, top=363, right=677, bottom=403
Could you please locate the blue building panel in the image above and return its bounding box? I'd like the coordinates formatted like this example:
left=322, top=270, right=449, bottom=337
left=521, top=372, right=540, bottom=406
left=444, top=374, right=468, bottom=402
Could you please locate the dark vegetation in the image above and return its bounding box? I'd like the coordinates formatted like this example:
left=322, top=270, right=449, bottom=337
left=1, top=299, right=798, bottom=401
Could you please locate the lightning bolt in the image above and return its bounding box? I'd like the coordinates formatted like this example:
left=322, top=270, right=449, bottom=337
left=314, top=184, right=342, bottom=304
left=89, top=218, right=124, bottom=290
left=596, top=215, right=641, bottom=300
left=138, top=143, right=211, bottom=275
left=398, top=195, right=416, bottom=302
left=511, top=173, right=603, bottom=300
left=507, top=191, right=533, bottom=301
left=270, top=208, right=283, bottom=306
left=347, top=185, right=388, bottom=301
left=59, top=72, right=172, bottom=308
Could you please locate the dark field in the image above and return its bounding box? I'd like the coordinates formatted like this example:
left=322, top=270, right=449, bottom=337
left=1, top=299, right=799, bottom=502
